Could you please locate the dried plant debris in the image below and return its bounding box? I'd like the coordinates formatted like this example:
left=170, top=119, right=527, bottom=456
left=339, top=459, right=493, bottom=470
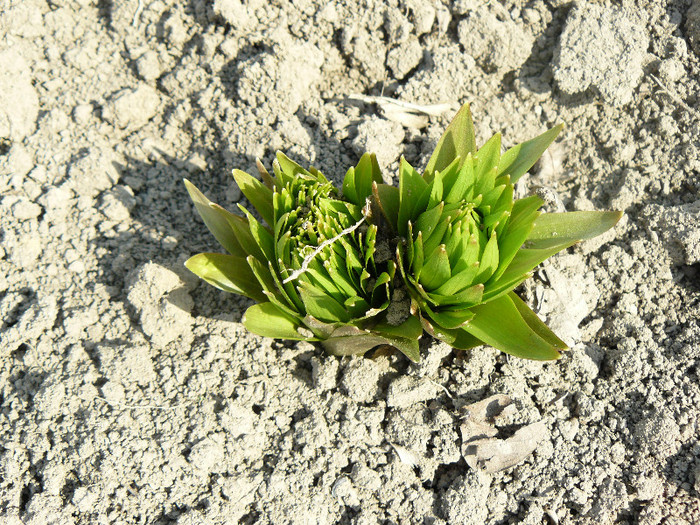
left=460, top=395, right=548, bottom=474
left=390, top=442, right=420, bottom=468
left=347, top=94, right=458, bottom=128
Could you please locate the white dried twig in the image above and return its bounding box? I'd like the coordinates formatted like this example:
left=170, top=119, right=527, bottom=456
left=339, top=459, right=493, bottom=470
left=96, top=396, right=183, bottom=411
left=282, top=198, right=371, bottom=284
left=348, top=94, right=458, bottom=128
left=348, top=94, right=456, bottom=116
left=649, top=73, right=699, bottom=117
left=389, top=443, right=420, bottom=467
left=132, top=0, right=144, bottom=27
left=429, top=379, right=453, bottom=399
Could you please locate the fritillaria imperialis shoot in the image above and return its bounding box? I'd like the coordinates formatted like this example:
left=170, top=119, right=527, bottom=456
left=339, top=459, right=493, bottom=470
left=185, top=104, right=621, bottom=362
left=185, top=153, right=424, bottom=360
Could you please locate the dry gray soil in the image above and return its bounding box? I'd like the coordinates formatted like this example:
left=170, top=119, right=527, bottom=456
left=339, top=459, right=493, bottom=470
left=1, top=0, right=700, bottom=523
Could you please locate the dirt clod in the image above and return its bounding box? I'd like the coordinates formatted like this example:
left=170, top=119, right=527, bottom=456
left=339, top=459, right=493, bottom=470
left=1, top=1, right=699, bottom=523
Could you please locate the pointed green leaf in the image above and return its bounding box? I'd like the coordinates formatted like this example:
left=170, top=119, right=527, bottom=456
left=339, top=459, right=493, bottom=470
left=363, top=223, right=377, bottom=265
left=373, top=315, right=423, bottom=341
left=499, top=241, right=576, bottom=285
left=483, top=242, right=577, bottom=303
left=425, top=306, right=475, bottom=330
left=428, top=170, right=444, bottom=208
left=239, top=206, right=275, bottom=261
left=256, top=158, right=276, bottom=190
left=339, top=237, right=363, bottom=277
left=410, top=183, right=433, bottom=220
left=304, top=264, right=345, bottom=303
left=398, top=158, right=428, bottom=236
left=342, top=166, right=358, bottom=205
left=267, top=260, right=306, bottom=314
left=422, top=215, right=450, bottom=257
left=430, top=283, right=484, bottom=307
left=509, top=292, right=568, bottom=351
left=437, top=157, right=462, bottom=198
left=508, top=196, right=545, bottom=230
left=453, top=233, right=480, bottom=273
left=494, top=180, right=514, bottom=216
left=444, top=222, right=463, bottom=267
left=412, top=232, right=424, bottom=277
left=526, top=211, right=623, bottom=249
left=324, top=258, right=359, bottom=298
left=246, top=256, right=299, bottom=315
left=185, top=253, right=266, bottom=302
left=481, top=183, right=506, bottom=211
left=497, top=124, right=564, bottom=184
left=246, top=255, right=276, bottom=294
left=184, top=179, right=244, bottom=257
left=447, top=153, right=476, bottom=203
left=419, top=245, right=451, bottom=290
left=272, top=157, right=292, bottom=187
left=276, top=151, right=313, bottom=178
left=415, top=202, right=445, bottom=240
left=434, top=264, right=481, bottom=296
left=351, top=152, right=383, bottom=206
left=373, top=182, right=399, bottom=232
left=464, top=294, right=562, bottom=360
left=481, top=272, right=529, bottom=304
left=474, top=231, right=499, bottom=284
left=473, top=166, right=498, bottom=199
left=298, top=281, right=351, bottom=323
left=243, top=302, right=311, bottom=341
left=475, top=132, right=501, bottom=180
left=407, top=273, right=436, bottom=306
left=424, top=104, right=476, bottom=180
left=232, top=169, right=275, bottom=226
left=490, top=196, right=543, bottom=282
left=210, top=203, right=265, bottom=261
left=405, top=222, right=414, bottom=266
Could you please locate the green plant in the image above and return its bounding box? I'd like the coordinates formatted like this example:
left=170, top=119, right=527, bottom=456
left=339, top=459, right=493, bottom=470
left=184, top=153, right=423, bottom=360
left=184, top=104, right=621, bottom=362
left=373, top=105, right=621, bottom=359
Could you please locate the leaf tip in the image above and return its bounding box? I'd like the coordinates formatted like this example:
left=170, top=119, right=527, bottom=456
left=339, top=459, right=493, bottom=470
left=183, top=254, right=197, bottom=272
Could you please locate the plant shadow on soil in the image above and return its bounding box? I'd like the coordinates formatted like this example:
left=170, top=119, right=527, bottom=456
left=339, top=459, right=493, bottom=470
left=89, top=99, right=352, bottom=328
left=663, top=431, right=700, bottom=498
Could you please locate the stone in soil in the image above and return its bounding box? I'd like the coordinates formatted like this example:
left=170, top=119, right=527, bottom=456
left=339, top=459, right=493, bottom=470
left=553, top=4, right=649, bottom=106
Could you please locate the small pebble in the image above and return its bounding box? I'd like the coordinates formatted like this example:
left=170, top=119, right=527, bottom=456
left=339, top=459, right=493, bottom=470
left=102, top=85, right=160, bottom=130
left=100, top=185, right=136, bottom=221
left=68, top=260, right=85, bottom=273
left=27, top=165, right=48, bottom=184
left=40, top=185, right=73, bottom=212
left=658, top=58, right=684, bottom=83
left=135, top=50, right=161, bottom=81
left=73, top=104, right=93, bottom=125
left=12, top=199, right=42, bottom=220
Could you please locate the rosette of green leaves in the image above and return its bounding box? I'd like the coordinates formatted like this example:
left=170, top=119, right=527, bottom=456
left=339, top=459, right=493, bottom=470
left=184, top=152, right=423, bottom=360
left=374, top=104, right=622, bottom=360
